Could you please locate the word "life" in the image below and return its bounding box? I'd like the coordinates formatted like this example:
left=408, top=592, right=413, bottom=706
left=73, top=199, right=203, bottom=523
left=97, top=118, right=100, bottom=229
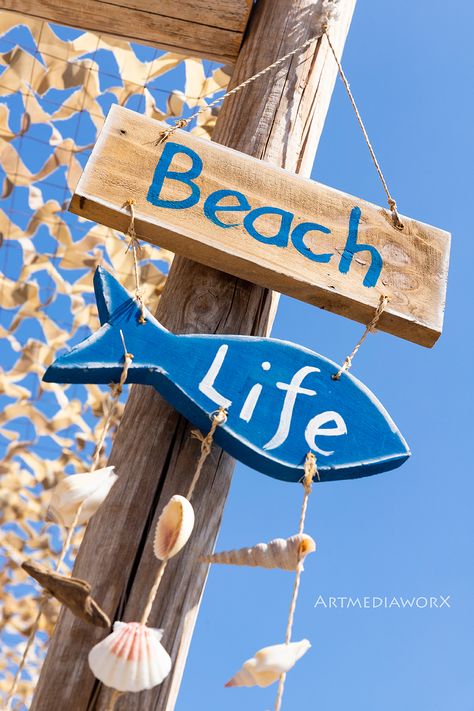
left=147, top=142, right=383, bottom=288
left=199, top=344, right=347, bottom=456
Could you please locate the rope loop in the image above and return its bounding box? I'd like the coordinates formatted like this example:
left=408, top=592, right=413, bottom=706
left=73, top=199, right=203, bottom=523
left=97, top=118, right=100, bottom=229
left=122, top=199, right=146, bottom=323
left=187, top=407, right=227, bottom=500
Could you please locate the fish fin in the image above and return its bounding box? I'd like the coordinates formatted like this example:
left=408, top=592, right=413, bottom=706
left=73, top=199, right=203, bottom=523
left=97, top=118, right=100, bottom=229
left=94, top=266, right=135, bottom=324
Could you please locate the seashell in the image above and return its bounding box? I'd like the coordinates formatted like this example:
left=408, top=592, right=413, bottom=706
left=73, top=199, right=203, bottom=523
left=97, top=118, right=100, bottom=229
left=153, top=495, right=195, bottom=560
left=88, top=621, right=172, bottom=692
left=47, top=466, right=118, bottom=527
left=201, top=534, right=316, bottom=571
left=225, top=639, right=311, bottom=688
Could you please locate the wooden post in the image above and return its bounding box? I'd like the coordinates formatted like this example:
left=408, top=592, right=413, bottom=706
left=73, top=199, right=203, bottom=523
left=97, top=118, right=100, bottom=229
left=31, top=1, right=356, bottom=709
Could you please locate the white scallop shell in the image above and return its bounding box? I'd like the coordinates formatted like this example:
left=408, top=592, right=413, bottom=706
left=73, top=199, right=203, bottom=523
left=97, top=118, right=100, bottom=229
left=225, top=639, right=311, bottom=688
left=88, top=621, right=171, bottom=692
left=201, top=534, right=316, bottom=571
left=153, top=495, right=195, bottom=560
left=47, top=466, right=118, bottom=527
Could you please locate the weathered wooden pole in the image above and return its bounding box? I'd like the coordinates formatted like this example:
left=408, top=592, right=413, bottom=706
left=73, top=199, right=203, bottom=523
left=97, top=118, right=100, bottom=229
left=32, top=1, right=356, bottom=708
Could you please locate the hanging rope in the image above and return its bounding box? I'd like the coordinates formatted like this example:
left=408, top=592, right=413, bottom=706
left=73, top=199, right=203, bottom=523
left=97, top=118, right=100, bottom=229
left=332, top=294, right=389, bottom=380
left=322, top=27, right=403, bottom=230
left=274, top=453, right=317, bottom=711
left=123, top=199, right=146, bottom=324
left=155, top=33, right=325, bottom=145
left=188, top=408, right=228, bottom=500
left=135, top=408, right=227, bottom=632
left=155, top=24, right=403, bottom=232
left=5, top=337, right=133, bottom=710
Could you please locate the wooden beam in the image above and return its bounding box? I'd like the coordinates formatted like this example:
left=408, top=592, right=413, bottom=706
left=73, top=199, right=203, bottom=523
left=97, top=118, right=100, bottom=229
left=0, top=0, right=253, bottom=64
left=71, top=105, right=450, bottom=347
left=31, top=1, right=357, bottom=709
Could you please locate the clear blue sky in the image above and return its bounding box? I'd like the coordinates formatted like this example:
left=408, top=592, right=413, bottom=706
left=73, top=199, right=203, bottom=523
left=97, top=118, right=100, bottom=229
left=176, top=3, right=474, bottom=711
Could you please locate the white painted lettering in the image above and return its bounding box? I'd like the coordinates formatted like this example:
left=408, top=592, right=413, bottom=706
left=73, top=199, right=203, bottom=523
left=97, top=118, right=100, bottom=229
left=305, top=410, right=347, bottom=455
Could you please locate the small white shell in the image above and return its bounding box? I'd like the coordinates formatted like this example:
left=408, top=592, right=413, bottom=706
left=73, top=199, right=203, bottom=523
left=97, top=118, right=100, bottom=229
left=201, top=534, right=316, bottom=571
left=88, top=621, right=171, bottom=692
left=153, top=495, right=195, bottom=560
left=225, top=639, right=311, bottom=688
left=47, top=466, right=118, bottom=527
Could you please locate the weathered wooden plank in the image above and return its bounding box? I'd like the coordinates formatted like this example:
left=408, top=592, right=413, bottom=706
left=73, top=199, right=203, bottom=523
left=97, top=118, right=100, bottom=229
left=0, top=0, right=252, bottom=64
left=31, top=1, right=358, bottom=709
left=71, top=104, right=450, bottom=347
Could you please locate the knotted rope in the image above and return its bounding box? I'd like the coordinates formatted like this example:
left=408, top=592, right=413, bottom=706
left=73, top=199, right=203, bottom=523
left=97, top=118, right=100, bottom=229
left=123, top=199, right=146, bottom=324
left=188, top=407, right=228, bottom=500
left=332, top=294, right=389, bottom=380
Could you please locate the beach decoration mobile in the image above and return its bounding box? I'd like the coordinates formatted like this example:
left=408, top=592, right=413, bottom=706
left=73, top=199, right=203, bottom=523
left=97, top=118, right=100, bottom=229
left=6, top=7, right=450, bottom=710
left=42, top=261, right=410, bottom=709
left=34, top=13, right=446, bottom=705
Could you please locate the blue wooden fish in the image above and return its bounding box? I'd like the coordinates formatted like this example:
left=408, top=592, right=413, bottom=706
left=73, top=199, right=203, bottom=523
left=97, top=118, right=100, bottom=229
left=43, top=267, right=410, bottom=483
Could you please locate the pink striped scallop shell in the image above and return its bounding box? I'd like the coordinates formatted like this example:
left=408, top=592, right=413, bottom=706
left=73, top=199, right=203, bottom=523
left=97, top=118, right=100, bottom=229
left=88, top=621, right=171, bottom=692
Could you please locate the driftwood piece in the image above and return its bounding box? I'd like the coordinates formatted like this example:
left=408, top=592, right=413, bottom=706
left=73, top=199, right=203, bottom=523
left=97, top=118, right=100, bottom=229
left=22, top=560, right=110, bottom=629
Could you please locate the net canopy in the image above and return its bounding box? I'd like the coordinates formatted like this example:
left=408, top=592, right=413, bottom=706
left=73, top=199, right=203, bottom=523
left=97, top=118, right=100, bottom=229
left=0, top=10, right=229, bottom=706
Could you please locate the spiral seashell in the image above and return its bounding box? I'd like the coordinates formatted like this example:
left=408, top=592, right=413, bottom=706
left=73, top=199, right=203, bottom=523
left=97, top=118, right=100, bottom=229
left=201, top=534, right=316, bottom=571
left=153, top=495, right=195, bottom=560
left=88, top=621, right=172, bottom=692
left=225, top=639, right=311, bottom=688
left=47, top=466, right=118, bottom=527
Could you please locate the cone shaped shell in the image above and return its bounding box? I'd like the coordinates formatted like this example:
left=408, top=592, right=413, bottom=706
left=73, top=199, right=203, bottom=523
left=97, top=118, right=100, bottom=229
left=47, top=466, right=118, bottom=527
left=225, top=639, right=311, bottom=688
left=202, top=534, right=316, bottom=572
left=154, top=495, right=195, bottom=560
left=88, top=621, right=171, bottom=692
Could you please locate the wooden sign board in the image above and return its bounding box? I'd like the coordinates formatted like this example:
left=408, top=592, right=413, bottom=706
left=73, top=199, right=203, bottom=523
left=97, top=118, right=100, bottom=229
left=70, top=105, right=450, bottom=347
left=44, top=267, right=410, bottom=483
left=0, top=0, right=252, bottom=64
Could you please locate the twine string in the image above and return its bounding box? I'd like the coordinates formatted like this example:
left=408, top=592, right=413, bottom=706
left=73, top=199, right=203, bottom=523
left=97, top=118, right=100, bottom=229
left=332, top=294, right=389, bottom=381
left=5, top=339, right=133, bottom=709
left=188, top=408, right=228, bottom=500
left=322, top=27, right=403, bottom=230
left=136, top=408, right=227, bottom=632
left=123, top=199, right=146, bottom=324
left=155, top=28, right=403, bottom=231
left=274, top=453, right=317, bottom=711
left=155, top=33, right=325, bottom=146
left=5, top=601, right=45, bottom=710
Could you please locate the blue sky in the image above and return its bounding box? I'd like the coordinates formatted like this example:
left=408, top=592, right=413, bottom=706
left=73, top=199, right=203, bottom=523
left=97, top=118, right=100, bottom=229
left=175, top=2, right=474, bottom=711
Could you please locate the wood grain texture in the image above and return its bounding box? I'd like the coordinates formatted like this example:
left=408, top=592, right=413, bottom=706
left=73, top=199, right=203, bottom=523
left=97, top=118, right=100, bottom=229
left=0, top=0, right=252, bottom=63
left=71, top=105, right=450, bottom=347
left=31, top=1, right=357, bottom=709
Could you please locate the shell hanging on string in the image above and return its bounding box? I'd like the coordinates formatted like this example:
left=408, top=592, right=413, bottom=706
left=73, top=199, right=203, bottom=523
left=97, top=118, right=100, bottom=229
left=200, top=534, right=316, bottom=572
left=88, top=621, right=172, bottom=692
left=47, top=466, right=118, bottom=527
left=225, top=639, right=311, bottom=688
left=153, top=494, right=195, bottom=560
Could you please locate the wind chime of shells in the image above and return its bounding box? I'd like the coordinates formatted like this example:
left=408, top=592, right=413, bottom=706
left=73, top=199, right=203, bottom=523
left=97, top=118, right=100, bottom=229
left=86, top=491, right=316, bottom=700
